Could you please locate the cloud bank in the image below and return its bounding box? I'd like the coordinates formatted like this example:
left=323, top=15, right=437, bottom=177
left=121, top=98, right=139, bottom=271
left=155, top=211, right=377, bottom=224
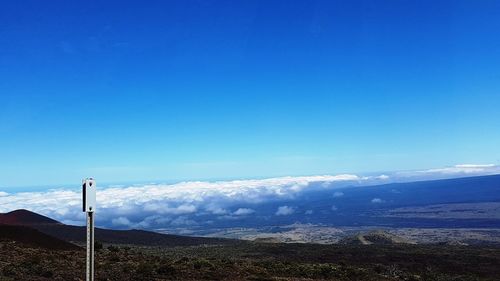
left=0, top=164, right=498, bottom=230
left=0, top=174, right=360, bottom=228
left=395, top=164, right=500, bottom=180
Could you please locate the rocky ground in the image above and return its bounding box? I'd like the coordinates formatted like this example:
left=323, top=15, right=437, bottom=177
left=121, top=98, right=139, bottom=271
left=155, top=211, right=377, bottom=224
left=1, top=240, right=500, bottom=281
left=201, top=225, right=500, bottom=245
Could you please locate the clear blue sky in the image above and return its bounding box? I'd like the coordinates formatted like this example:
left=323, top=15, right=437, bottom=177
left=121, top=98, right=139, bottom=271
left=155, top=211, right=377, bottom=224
left=1, top=0, right=499, bottom=188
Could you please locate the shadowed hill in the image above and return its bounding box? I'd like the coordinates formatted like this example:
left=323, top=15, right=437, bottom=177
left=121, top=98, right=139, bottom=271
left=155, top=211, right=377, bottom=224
left=339, top=230, right=414, bottom=245
left=0, top=209, right=60, bottom=225
left=1, top=209, right=238, bottom=247
left=0, top=224, right=80, bottom=250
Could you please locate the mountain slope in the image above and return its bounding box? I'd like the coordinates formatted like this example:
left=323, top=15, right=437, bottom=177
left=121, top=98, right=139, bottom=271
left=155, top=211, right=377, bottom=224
left=0, top=224, right=80, bottom=250
left=216, top=174, right=500, bottom=230
left=0, top=209, right=60, bottom=225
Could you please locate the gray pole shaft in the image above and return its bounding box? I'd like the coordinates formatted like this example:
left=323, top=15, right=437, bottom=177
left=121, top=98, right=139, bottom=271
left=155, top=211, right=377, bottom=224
left=86, top=212, right=94, bottom=281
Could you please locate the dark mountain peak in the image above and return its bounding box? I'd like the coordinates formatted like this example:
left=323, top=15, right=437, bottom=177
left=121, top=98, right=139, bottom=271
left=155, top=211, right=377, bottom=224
left=0, top=209, right=60, bottom=225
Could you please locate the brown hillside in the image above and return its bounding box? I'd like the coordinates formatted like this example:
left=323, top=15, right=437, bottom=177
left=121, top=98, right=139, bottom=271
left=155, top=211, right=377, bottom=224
left=0, top=224, right=80, bottom=251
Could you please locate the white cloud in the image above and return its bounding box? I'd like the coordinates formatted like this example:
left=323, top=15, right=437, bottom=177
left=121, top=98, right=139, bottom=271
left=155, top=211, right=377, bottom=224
left=397, top=164, right=500, bottom=180
left=455, top=164, right=495, bottom=168
left=422, top=164, right=496, bottom=174
left=0, top=192, right=8, bottom=197
left=377, top=174, right=390, bottom=180
left=305, top=210, right=313, bottom=215
left=333, top=191, right=344, bottom=198
left=275, top=206, right=295, bottom=216
left=233, top=208, right=255, bottom=216
left=371, top=198, right=384, bottom=204
left=143, top=203, right=197, bottom=215
left=331, top=205, right=338, bottom=211
left=205, top=204, right=228, bottom=215
left=112, top=217, right=131, bottom=226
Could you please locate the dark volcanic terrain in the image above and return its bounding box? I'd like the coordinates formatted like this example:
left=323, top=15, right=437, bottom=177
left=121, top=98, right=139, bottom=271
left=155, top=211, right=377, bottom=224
left=1, top=238, right=500, bottom=281
left=1, top=210, right=500, bottom=280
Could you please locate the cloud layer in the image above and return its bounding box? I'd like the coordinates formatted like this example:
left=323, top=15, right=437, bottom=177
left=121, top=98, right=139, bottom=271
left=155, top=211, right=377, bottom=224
left=0, top=164, right=498, bottom=230
left=0, top=174, right=360, bottom=228
left=396, top=164, right=500, bottom=180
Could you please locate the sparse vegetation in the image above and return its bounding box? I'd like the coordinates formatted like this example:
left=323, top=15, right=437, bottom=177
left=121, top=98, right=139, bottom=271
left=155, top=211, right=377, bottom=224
left=1, top=240, right=500, bottom=280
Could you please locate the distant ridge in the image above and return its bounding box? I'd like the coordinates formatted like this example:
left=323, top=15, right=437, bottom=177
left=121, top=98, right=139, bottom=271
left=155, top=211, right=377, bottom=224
left=0, top=209, right=60, bottom=225
left=339, top=230, right=414, bottom=245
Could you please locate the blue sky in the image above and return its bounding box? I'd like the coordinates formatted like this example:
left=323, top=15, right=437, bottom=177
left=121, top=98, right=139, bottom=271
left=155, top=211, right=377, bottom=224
left=1, top=0, right=500, bottom=188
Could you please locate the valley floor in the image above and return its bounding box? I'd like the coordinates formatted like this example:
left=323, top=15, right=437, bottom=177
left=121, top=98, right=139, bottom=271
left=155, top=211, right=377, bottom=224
left=1, top=241, right=500, bottom=281
left=194, top=225, right=500, bottom=245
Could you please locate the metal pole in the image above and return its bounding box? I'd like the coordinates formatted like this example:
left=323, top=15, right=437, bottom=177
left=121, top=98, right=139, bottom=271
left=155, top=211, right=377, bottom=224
left=86, top=211, right=94, bottom=281
left=83, top=178, right=96, bottom=281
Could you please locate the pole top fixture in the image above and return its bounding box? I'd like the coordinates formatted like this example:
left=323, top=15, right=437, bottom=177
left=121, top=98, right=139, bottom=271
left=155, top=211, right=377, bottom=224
left=82, top=178, right=96, bottom=213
